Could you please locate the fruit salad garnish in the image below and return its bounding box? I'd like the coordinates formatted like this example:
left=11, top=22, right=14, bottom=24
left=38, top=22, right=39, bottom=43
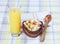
left=24, top=20, right=42, bottom=31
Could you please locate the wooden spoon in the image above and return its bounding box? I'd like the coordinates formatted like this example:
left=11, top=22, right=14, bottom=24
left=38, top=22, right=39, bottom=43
left=40, top=14, right=52, bottom=42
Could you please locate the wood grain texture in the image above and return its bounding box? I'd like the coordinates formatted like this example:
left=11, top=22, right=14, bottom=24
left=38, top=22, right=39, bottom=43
left=40, top=14, right=52, bottom=42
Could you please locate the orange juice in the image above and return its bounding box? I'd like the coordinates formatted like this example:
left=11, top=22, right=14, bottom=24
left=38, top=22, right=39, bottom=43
left=9, top=8, right=21, bottom=35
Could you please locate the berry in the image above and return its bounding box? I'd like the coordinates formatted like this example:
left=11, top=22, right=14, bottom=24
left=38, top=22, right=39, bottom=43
left=38, top=23, right=42, bottom=27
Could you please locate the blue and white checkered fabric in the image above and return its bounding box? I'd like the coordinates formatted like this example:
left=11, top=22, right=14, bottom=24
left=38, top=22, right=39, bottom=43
left=0, top=0, right=60, bottom=44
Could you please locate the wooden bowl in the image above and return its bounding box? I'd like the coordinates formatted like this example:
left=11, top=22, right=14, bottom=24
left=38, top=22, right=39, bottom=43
left=22, top=21, right=43, bottom=38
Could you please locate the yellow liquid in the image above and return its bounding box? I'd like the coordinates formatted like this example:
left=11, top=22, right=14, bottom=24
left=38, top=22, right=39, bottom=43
left=9, top=8, right=21, bottom=34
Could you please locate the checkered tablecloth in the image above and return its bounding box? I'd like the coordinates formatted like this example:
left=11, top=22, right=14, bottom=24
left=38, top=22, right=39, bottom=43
left=0, top=0, right=60, bottom=44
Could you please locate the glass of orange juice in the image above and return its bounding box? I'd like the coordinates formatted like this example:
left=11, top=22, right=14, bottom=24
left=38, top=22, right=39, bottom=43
left=9, top=8, right=21, bottom=36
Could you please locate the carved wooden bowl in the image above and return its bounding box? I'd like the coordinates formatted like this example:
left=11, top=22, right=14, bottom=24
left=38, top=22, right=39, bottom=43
left=22, top=21, right=43, bottom=38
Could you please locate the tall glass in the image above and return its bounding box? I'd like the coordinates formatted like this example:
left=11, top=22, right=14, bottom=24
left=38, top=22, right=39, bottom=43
left=9, top=8, right=21, bottom=36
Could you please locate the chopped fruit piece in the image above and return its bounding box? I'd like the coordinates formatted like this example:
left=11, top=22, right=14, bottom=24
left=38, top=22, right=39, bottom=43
left=31, top=20, right=34, bottom=23
left=26, top=22, right=28, bottom=25
left=40, top=24, right=42, bottom=26
left=26, top=21, right=30, bottom=25
left=30, top=24, right=34, bottom=29
left=28, top=25, right=30, bottom=28
left=28, top=21, right=31, bottom=23
left=33, top=22, right=36, bottom=25
left=38, top=23, right=42, bottom=27
left=29, top=24, right=33, bottom=28
left=24, top=20, right=42, bottom=31
left=38, top=24, right=40, bottom=27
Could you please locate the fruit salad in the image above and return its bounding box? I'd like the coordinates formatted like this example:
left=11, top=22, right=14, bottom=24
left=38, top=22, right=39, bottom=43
left=24, top=20, right=42, bottom=31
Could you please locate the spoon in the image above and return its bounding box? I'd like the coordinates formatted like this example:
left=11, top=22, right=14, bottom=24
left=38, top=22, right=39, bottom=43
left=40, top=14, right=52, bottom=42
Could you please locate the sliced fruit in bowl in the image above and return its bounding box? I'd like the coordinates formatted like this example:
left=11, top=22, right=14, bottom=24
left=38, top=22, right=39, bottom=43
left=22, top=20, right=43, bottom=37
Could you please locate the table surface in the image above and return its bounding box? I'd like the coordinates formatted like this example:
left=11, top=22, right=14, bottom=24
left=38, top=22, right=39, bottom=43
left=0, top=0, right=60, bottom=44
